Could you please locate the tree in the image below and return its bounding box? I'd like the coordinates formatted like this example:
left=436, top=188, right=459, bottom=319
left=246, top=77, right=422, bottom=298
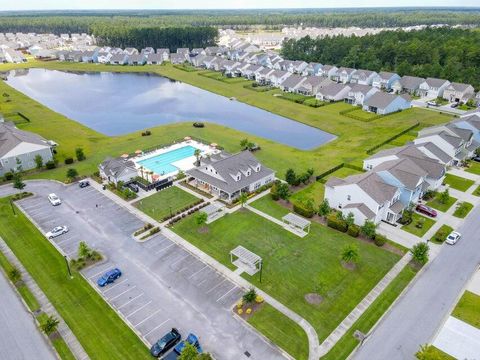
left=15, top=157, right=23, bottom=172
left=12, top=171, right=25, bottom=190
left=178, top=343, right=198, bottom=360
left=238, top=192, right=248, bottom=207
left=75, top=148, right=86, bottom=161
left=439, top=189, right=450, bottom=204
left=78, top=241, right=92, bottom=259
left=242, top=288, right=257, bottom=304
left=276, top=182, right=291, bottom=201
left=361, top=220, right=377, bottom=239
left=8, top=267, right=22, bottom=283
left=66, top=168, right=78, bottom=180
left=195, top=211, right=208, bottom=227
left=411, top=242, right=429, bottom=265
left=240, top=138, right=249, bottom=149
left=285, top=168, right=297, bottom=185
left=40, top=315, right=60, bottom=336
left=197, top=354, right=213, bottom=360
left=194, top=149, right=201, bottom=166
left=345, top=212, right=355, bottom=227
left=34, top=154, right=43, bottom=169
left=318, top=199, right=331, bottom=217
left=341, top=244, right=359, bottom=264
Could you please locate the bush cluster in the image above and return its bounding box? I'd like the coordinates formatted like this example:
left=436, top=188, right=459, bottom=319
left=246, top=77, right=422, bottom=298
left=293, top=202, right=315, bottom=218
left=374, top=234, right=387, bottom=247
left=347, top=224, right=360, bottom=237
left=327, top=214, right=348, bottom=232
left=133, top=223, right=154, bottom=236
left=140, top=227, right=160, bottom=240
left=11, top=192, right=33, bottom=201
left=64, top=157, right=74, bottom=165
left=161, top=199, right=204, bottom=222
left=45, top=160, right=56, bottom=169
left=167, top=202, right=209, bottom=226
left=141, top=130, right=152, bottom=136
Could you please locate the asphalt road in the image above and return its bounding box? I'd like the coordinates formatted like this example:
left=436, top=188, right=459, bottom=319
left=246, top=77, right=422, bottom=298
left=353, top=204, right=480, bottom=360
left=3, top=181, right=285, bottom=360
left=0, top=271, right=56, bottom=360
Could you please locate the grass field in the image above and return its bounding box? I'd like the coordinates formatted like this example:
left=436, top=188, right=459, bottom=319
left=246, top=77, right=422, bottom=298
left=444, top=174, right=475, bottom=192
left=426, top=193, right=458, bottom=212
left=133, top=186, right=199, bottom=220
left=453, top=201, right=474, bottom=218
left=452, top=290, right=480, bottom=329
left=0, top=61, right=451, bottom=184
left=248, top=303, right=309, bottom=360
left=344, top=108, right=380, bottom=121
left=0, top=197, right=150, bottom=360
left=430, top=224, right=454, bottom=244
left=474, top=185, right=480, bottom=197
left=401, top=212, right=435, bottom=237
left=466, top=162, right=480, bottom=175
left=172, top=200, right=400, bottom=342
left=322, top=264, right=418, bottom=360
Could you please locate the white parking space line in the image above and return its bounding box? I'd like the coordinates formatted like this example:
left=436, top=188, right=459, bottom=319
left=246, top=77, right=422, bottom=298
left=56, top=237, right=77, bottom=245
left=206, top=279, right=227, bottom=294
left=197, top=278, right=209, bottom=287
left=144, top=319, right=170, bottom=336
left=155, top=243, right=174, bottom=254
left=188, top=265, right=207, bottom=279
left=117, top=293, right=144, bottom=310
left=102, top=278, right=128, bottom=293
left=126, top=300, right=152, bottom=318
left=170, top=254, right=190, bottom=267
left=216, top=285, right=238, bottom=302
left=88, top=267, right=113, bottom=280
left=133, top=309, right=161, bottom=327
left=109, top=285, right=137, bottom=301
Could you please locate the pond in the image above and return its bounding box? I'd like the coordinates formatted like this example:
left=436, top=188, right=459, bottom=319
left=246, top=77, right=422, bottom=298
left=5, top=68, right=336, bottom=150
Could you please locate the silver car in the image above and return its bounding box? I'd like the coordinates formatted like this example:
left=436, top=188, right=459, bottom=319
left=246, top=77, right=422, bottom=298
left=48, top=193, right=62, bottom=206
left=46, top=226, right=69, bottom=239
left=446, top=231, right=461, bottom=245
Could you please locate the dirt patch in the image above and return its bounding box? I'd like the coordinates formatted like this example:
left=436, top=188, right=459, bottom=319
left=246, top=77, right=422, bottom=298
left=197, top=226, right=209, bottom=234
left=341, top=261, right=357, bottom=271
left=304, top=293, right=323, bottom=305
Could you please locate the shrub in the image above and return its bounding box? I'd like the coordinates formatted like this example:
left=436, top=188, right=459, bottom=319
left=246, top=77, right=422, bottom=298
left=75, top=148, right=86, bottom=161
left=398, top=209, right=413, bottom=225
left=327, top=215, right=348, bottom=232
left=361, top=220, right=377, bottom=239
left=242, top=288, right=257, bottom=304
left=347, top=224, right=360, bottom=237
left=34, top=154, right=43, bottom=169
left=3, top=172, right=14, bottom=181
left=422, top=190, right=437, bottom=201
left=141, top=130, right=152, bottom=136
left=293, top=202, right=315, bottom=218
left=411, top=242, right=429, bottom=265
left=64, top=157, right=74, bottom=164
left=40, top=315, right=60, bottom=336
left=318, top=199, right=331, bottom=217
left=66, top=168, right=78, bottom=180
left=8, top=267, right=22, bottom=283
left=45, top=160, right=56, bottom=169
left=432, top=228, right=449, bottom=243
left=374, top=234, right=387, bottom=247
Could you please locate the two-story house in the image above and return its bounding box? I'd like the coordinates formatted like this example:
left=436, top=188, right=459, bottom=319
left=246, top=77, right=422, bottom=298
left=332, top=67, right=356, bottom=84
left=371, top=71, right=401, bottom=90
left=443, top=82, right=475, bottom=103
left=418, top=78, right=451, bottom=99
left=391, top=76, right=425, bottom=95
left=344, top=84, right=379, bottom=106
left=350, top=69, right=378, bottom=86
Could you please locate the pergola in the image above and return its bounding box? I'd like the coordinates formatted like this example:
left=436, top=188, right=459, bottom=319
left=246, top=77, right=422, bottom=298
left=230, top=245, right=262, bottom=276
left=282, top=213, right=311, bottom=234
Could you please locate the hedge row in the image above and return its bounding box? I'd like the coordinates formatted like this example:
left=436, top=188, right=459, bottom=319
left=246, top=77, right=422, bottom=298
left=161, top=199, right=204, bottom=222
left=167, top=202, right=209, bottom=226
left=293, top=203, right=315, bottom=218
left=366, top=122, right=420, bottom=155
left=315, top=163, right=344, bottom=181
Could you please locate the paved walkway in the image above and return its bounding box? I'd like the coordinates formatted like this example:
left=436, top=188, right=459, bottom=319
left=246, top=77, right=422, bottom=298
left=318, top=253, right=413, bottom=356
left=433, top=316, right=480, bottom=359
left=0, top=237, right=89, bottom=360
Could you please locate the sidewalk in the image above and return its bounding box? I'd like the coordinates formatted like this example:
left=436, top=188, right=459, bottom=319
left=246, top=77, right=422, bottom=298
left=0, top=237, right=89, bottom=360
left=245, top=204, right=308, bottom=237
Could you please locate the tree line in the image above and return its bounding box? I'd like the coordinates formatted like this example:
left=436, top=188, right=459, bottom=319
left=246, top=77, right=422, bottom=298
left=281, top=27, right=480, bottom=89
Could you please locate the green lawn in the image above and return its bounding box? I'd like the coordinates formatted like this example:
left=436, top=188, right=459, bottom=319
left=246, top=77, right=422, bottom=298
left=430, top=225, right=454, bottom=245
left=466, top=162, right=480, bottom=175
left=452, top=291, right=480, bottom=329
left=401, top=213, right=435, bottom=237
left=248, top=303, right=309, bottom=360
left=453, top=201, right=474, bottom=218
left=426, top=194, right=458, bottom=212
left=249, top=195, right=290, bottom=219
left=444, top=173, right=475, bottom=192
left=133, top=186, right=199, bottom=221
left=474, top=185, right=480, bottom=197
left=418, top=346, right=456, bottom=360
left=322, top=264, right=418, bottom=360
left=0, top=60, right=451, bottom=184
left=0, top=197, right=149, bottom=360
left=37, top=313, right=76, bottom=360
left=172, top=201, right=400, bottom=342
left=344, top=108, right=380, bottom=121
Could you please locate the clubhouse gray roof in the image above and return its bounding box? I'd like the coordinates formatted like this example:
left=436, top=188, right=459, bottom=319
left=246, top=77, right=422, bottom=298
left=99, top=157, right=136, bottom=178
left=0, top=122, right=50, bottom=158
left=186, top=151, right=274, bottom=194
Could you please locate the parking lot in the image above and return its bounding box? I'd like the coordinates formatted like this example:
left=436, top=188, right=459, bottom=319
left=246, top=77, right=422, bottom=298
left=14, top=181, right=285, bottom=360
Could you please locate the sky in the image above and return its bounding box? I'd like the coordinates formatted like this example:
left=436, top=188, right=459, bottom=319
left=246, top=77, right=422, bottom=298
left=0, top=0, right=478, bottom=11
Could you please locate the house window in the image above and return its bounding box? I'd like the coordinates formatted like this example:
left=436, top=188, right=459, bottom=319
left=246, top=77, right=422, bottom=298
left=237, top=176, right=240, bottom=181
left=347, top=195, right=351, bottom=201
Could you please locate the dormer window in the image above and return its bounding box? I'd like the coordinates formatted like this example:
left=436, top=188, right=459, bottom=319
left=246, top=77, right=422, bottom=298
left=347, top=195, right=351, bottom=201
left=237, top=175, right=240, bottom=181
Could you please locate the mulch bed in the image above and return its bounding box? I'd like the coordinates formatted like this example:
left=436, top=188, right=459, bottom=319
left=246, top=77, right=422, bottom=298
left=234, top=301, right=265, bottom=321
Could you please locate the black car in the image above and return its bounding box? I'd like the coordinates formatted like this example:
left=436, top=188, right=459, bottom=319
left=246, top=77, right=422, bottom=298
left=473, top=156, right=480, bottom=163
left=128, top=183, right=139, bottom=193
left=450, top=102, right=459, bottom=108
left=79, top=180, right=90, bottom=188
left=150, top=328, right=181, bottom=358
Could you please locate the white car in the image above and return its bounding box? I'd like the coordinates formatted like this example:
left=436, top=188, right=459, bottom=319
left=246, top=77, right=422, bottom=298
left=46, top=226, right=69, bottom=239
left=427, top=101, right=438, bottom=107
left=48, top=193, right=61, bottom=206
left=446, top=231, right=461, bottom=245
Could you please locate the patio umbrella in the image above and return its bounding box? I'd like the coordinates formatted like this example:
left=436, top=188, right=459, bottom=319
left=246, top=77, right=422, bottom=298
left=120, top=153, right=129, bottom=158
left=135, top=150, right=142, bottom=154
left=184, top=136, right=192, bottom=140
left=210, top=143, right=218, bottom=147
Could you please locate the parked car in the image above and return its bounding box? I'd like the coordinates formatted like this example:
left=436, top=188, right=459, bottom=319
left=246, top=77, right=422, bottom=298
left=48, top=193, right=62, bottom=206
left=472, top=156, right=480, bottom=163
left=446, top=231, right=461, bottom=245
left=97, top=268, right=122, bottom=287
left=416, top=204, right=437, bottom=218
left=150, top=328, right=181, bottom=357
left=450, top=102, right=459, bottom=108
left=46, top=225, right=69, bottom=239
left=162, top=351, right=179, bottom=360
left=79, top=180, right=90, bottom=188
left=174, top=333, right=202, bottom=355
left=128, top=183, right=139, bottom=193
left=427, top=101, right=438, bottom=107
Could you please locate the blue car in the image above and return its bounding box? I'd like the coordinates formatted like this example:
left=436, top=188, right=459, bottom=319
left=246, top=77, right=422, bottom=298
left=174, top=333, right=202, bottom=355
left=97, top=268, right=122, bottom=287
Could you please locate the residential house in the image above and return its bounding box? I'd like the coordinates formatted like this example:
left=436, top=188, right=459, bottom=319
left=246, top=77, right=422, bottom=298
left=350, top=69, right=378, bottom=86
left=146, top=53, right=163, bottom=65
left=3, top=48, right=26, bottom=63
left=345, top=84, right=379, bottom=106
left=242, top=64, right=263, bottom=79
left=414, top=142, right=453, bottom=166
left=128, top=54, right=146, bottom=66
left=443, top=82, right=475, bottom=103
left=391, top=76, right=425, bottom=95
left=453, top=114, right=480, bottom=143
left=81, top=50, right=97, bottom=63
left=288, top=60, right=308, bottom=74
left=157, top=48, right=170, bottom=61
left=268, top=70, right=291, bottom=87
left=372, top=71, right=401, bottom=90
left=185, top=151, right=275, bottom=203
left=97, top=52, right=112, bottom=64
left=418, top=78, right=451, bottom=99
left=362, top=93, right=411, bottom=115
left=325, top=172, right=402, bottom=225
left=176, top=48, right=190, bottom=57
left=302, top=62, right=323, bottom=76
left=170, top=53, right=187, bottom=64
left=255, top=68, right=275, bottom=85
left=279, top=75, right=306, bottom=92
left=316, top=83, right=351, bottom=102
left=124, top=48, right=138, bottom=56
left=98, top=157, right=137, bottom=186
left=109, top=53, right=128, bottom=65
left=297, top=77, right=332, bottom=96
left=0, top=122, right=53, bottom=176
left=332, top=67, right=356, bottom=84
left=141, top=47, right=155, bottom=55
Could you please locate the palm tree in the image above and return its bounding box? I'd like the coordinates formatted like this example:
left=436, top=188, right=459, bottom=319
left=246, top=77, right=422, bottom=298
left=40, top=315, right=60, bottom=336
left=194, top=149, right=201, bottom=166
left=239, top=192, right=248, bottom=207
left=341, top=244, right=359, bottom=265
left=139, top=166, right=144, bottom=180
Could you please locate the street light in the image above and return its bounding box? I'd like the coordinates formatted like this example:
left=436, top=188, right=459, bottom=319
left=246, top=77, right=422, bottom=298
left=9, top=199, right=16, bottom=216
left=64, top=255, right=73, bottom=279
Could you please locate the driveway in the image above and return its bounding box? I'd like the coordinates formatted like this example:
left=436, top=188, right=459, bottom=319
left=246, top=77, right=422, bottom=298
left=0, top=270, right=56, bottom=360
left=7, top=181, right=285, bottom=360
left=353, top=204, right=480, bottom=360
left=433, top=316, right=480, bottom=359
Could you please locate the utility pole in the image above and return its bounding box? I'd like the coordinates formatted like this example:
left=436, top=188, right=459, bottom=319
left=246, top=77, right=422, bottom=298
left=10, top=199, right=16, bottom=216
left=64, top=256, right=73, bottom=279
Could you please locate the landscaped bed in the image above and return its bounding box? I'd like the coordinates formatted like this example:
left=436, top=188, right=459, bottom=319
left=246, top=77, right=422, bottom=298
left=465, top=162, right=480, bottom=175
left=171, top=203, right=401, bottom=342
left=451, top=290, right=480, bottom=329
left=453, top=201, right=474, bottom=218
left=426, top=193, right=458, bottom=212
left=444, top=174, right=475, bottom=192
left=133, top=186, right=199, bottom=221
left=430, top=224, right=454, bottom=244
left=474, top=185, right=480, bottom=197
left=401, top=212, right=435, bottom=237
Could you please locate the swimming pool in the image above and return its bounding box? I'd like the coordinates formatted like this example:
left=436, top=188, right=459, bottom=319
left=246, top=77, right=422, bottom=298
left=137, top=145, right=197, bottom=175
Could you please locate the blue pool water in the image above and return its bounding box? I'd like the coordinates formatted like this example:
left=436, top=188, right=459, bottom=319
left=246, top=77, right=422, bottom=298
left=137, top=145, right=197, bottom=175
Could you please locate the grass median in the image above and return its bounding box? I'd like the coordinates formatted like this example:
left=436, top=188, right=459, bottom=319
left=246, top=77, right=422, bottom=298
left=0, top=197, right=150, bottom=360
